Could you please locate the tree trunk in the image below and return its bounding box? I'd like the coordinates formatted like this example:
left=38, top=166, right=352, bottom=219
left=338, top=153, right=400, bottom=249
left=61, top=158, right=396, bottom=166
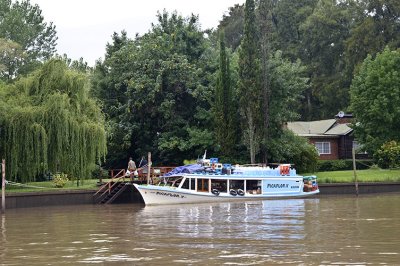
left=247, top=107, right=256, bottom=164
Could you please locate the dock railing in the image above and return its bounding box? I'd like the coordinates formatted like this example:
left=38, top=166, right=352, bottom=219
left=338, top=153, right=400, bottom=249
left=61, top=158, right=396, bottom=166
left=93, top=169, right=126, bottom=202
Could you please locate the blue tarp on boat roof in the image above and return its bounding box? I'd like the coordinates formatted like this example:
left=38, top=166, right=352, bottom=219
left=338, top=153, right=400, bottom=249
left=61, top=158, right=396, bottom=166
left=163, top=164, right=203, bottom=177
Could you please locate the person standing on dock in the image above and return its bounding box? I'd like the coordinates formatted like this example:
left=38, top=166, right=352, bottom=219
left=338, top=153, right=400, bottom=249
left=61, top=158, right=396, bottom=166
left=128, top=157, right=138, bottom=181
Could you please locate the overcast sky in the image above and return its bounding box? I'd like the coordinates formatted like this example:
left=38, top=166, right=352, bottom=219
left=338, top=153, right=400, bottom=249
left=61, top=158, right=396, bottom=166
left=30, top=0, right=245, bottom=66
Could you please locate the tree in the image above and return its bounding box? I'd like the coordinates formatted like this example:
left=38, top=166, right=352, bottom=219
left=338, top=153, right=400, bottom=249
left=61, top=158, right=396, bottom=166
left=299, top=0, right=355, bottom=119
left=350, top=47, right=400, bottom=153
left=345, top=0, right=400, bottom=75
left=91, top=31, right=133, bottom=168
left=0, top=0, right=57, bottom=80
left=218, top=4, right=245, bottom=51
left=271, top=0, right=317, bottom=61
left=214, top=30, right=236, bottom=158
left=238, top=0, right=261, bottom=164
left=92, top=12, right=215, bottom=166
left=0, top=59, right=107, bottom=182
left=126, top=11, right=214, bottom=164
left=0, top=38, right=25, bottom=80
left=266, top=50, right=309, bottom=159
left=258, top=0, right=273, bottom=163
left=269, top=130, right=318, bottom=173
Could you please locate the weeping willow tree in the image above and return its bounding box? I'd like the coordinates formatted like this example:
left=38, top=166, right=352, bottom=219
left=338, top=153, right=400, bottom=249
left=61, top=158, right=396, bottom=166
left=0, top=59, right=107, bottom=183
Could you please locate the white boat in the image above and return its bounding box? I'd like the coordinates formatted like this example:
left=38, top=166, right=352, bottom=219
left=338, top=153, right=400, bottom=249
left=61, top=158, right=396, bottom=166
left=134, top=157, right=319, bottom=205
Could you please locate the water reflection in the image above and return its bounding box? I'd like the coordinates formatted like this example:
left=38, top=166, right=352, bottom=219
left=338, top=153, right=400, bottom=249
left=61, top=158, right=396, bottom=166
left=0, top=195, right=399, bottom=265
left=1, top=214, right=6, bottom=264
left=137, top=199, right=310, bottom=241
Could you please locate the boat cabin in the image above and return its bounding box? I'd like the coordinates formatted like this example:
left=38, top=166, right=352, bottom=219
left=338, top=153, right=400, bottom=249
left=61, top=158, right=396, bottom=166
left=166, top=172, right=317, bottom=196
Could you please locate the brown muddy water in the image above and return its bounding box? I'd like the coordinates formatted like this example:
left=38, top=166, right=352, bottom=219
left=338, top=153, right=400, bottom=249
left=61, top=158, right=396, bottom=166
left=1, top=194, right=399, bottom=265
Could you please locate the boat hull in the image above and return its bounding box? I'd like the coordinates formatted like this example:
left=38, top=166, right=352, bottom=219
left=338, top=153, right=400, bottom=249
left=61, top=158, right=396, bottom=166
left=133, top=184, right=319, bottom=205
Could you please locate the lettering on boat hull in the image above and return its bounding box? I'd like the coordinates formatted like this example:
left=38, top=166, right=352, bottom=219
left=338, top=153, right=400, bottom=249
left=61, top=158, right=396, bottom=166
left=155, top=191, right=185, bottom=199
left=266, top=184, right=289, bottom=189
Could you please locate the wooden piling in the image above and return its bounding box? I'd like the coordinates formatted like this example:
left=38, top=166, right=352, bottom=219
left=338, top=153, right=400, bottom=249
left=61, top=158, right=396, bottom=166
left=352, top=148, right=359, bottom=196
left=147, top=152, right=151, bottom=185
left=2, top=159, right=5, bottom=213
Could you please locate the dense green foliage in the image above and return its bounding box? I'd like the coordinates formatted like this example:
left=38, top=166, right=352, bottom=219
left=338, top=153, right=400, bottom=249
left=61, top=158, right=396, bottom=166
left=219, top=0, right=400, bottom=121
left=269, top=130, right=318, bottom=173
left=2, top=0, right=399, bottom=178
left=375, top=141, right=400, bottom=169
left=214, top=31, right=237, bottom=158
left=0, top=59, right=107, bottom=182
left=0, top=0, right=57, bottom=81
left=350, top=48, right=400, bottom=153
left=93, top=12, right=215, bottom=166
left=238, top=0, right=261, bottom=163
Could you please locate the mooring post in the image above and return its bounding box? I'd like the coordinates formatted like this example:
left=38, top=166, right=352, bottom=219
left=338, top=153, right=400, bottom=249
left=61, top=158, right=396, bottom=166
left=147, top=152, right=151, bottom=185
left=352, top=148, right=359, bottom=196
left=1, top=159, right=5, bottom=214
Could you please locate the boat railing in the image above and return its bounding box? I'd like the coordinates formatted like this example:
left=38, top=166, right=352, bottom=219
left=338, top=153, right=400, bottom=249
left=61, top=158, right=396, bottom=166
left=239, top=163, right=266, bottom=167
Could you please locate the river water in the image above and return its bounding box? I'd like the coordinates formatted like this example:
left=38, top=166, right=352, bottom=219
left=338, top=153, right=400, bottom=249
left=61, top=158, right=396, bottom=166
left=1, top=194, right=399, bottom=265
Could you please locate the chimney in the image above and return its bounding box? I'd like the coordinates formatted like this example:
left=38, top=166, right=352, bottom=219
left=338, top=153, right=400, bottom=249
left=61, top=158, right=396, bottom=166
left=335, top=112, right=353, bottom=124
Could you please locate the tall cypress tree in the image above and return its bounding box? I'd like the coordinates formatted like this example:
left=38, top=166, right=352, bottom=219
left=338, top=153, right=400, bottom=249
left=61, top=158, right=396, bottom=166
left=238, top=0, right=261, bottom=163
left=259, top=0, right=274, bottom=163
left=215, top=30, right=235, bottom=158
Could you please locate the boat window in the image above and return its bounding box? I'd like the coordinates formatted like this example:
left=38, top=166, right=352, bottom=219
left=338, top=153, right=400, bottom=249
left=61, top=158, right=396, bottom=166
left=170, top=177, right=183, bottom=187
left=197, top=178, right=209, bottom=192
left=180, top=178, right=189, bottom=189
left=229, top=180, right=244, bottom=190
left=211, top=179, right=227, bottom=193
left=246, top=180, right=261, bottom=194
left=190, top=178, right=195, bottom=190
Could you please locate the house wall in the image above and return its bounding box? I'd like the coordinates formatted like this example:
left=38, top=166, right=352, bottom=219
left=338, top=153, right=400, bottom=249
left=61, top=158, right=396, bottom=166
left=338, top=135, right=353, bottom=159
left=339, top=135, right=370, bottom=160
left=309, top=138, right=339, bottom=160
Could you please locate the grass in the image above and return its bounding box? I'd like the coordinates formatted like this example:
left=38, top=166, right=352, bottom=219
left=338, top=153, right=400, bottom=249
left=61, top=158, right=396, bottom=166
left=3, top=179, right=101, bottom=193
left=313, top=168, right=400, bottom=183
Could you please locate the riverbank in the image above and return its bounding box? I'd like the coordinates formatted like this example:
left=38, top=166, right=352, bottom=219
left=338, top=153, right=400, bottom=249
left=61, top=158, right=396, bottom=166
left=2, top=182, right=399, bottom=209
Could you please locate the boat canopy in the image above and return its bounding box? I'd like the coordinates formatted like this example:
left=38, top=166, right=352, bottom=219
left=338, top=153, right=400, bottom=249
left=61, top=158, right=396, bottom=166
left=163, top=164, right=204, bottom=177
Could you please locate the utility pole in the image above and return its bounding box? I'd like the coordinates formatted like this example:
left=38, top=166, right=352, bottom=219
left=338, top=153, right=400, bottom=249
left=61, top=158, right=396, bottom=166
left=2, top=159, right=5, bottom=213
left=352, top=148, right=359, bottom=196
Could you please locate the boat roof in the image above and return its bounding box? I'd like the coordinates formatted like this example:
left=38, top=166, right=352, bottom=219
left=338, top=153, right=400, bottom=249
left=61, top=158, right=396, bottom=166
left=163, top=165, right=302, bottom=179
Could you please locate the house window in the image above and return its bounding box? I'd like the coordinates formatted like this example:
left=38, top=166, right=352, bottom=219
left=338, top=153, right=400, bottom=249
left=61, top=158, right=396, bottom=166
left=352, top=141, right=368, bottom=154
left=315, top=142, right=331, bottom=154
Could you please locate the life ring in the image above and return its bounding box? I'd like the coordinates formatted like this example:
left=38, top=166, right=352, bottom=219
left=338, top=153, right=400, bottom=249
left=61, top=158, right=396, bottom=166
left=212, top=188, right=220, bottom=196
left=280, top=165, right=290, bottom=175
left=229, top=189, right=237, bottom=196
left=237, top=189, right=245, bottom=196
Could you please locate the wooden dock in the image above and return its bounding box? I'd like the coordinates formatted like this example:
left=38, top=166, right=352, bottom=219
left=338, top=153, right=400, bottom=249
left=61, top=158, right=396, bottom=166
left=93, top=166, right=174, bottom=204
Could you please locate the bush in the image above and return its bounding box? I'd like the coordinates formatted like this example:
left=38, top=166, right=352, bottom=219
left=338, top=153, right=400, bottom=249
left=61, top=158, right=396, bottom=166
left=269, top=130, right=319, bottom=173
left=53, top=173, right=69, bottom=188
left=316, top=160, right=373, bottom=172
left=374, top=141, right=400, bottom=169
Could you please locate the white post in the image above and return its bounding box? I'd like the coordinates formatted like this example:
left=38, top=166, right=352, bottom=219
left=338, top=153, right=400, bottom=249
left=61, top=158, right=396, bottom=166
left=2, top=159, right=5, bottom=214
left=147, top=152, right=151, bottom=185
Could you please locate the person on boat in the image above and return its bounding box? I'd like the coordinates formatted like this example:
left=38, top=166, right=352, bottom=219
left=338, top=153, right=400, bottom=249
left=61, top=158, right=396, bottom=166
left=128, top=157, right=138, bottom=181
